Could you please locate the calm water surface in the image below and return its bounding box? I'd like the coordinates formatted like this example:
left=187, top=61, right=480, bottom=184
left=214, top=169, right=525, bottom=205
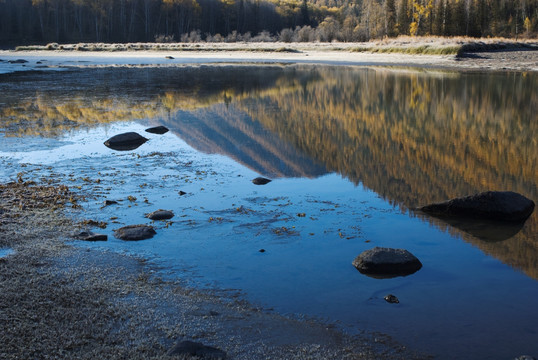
left=0, top=66, right=537, bottom=359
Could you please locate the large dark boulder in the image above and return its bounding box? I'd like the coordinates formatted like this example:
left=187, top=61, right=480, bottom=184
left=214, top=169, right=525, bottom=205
left=419, top=191, right=535, bottom=223
left=104, top=132, right=148, bottom=151
left=145, top=209, right=174, bottom=220
left=353, top=247, right=422, bottom=278
left=114, top=225, right=156, bottom=240
left=167, top=341, right=226, bottom=359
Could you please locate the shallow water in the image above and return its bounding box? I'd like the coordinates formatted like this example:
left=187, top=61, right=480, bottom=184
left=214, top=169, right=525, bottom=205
left=1, top=65, right=537, bottom=359
left=0, top=248, right=14, bottom=258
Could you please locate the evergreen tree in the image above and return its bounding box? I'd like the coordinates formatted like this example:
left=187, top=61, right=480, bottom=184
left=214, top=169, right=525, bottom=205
left=385, top=0, right=397, bottom=36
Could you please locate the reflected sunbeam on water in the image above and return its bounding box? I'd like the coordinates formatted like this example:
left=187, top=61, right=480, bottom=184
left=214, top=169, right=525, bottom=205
left=1, top=65, right=537, bottom=359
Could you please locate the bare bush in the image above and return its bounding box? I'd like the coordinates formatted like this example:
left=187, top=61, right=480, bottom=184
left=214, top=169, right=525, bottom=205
left=279, top=28, right=294, bottom=43
left=251, top=30, right=274, bottom=42
left=154, top=34, right=175, bottom=43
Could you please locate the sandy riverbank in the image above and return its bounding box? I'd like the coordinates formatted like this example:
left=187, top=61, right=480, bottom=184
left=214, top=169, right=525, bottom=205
left=1, top=40, right=537, bottom=72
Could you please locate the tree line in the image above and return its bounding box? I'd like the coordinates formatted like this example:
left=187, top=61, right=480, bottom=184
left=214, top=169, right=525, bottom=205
left=0, top=0, right=536, bottom=46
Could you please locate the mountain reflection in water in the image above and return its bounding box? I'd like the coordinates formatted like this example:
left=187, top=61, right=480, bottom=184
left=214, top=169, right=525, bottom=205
left=1, top=65, right=537, bottom=279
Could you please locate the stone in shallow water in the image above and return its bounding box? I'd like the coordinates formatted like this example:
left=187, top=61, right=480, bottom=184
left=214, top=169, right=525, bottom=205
left=252, top=177, right=271, bottom=185
left=145, top=209, right=174, bottom=220
left=167, top=340, right=226, bottom=359
left=384, top=294, right=400, bottom=304
left=145, top=126, right=169, bottom=135
left=104, top=132, right=148, bottom=151
left=0, top=248, right=15, bottom=259
left=114, top=225, right=156, bottom=241
left=75, top=231, right=108, bottom=241
left=419, top=191, right=535, bottom=223
left=352, top=247, right=422, bottom=278
left=9, top=59, right=28, bottom=64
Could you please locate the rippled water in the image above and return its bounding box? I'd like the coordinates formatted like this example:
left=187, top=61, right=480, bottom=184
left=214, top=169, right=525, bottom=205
left=1, top=65, right=537, bottom=359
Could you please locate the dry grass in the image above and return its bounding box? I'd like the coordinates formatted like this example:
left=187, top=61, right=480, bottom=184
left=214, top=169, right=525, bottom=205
left=13, top=36, right=537, bottom=56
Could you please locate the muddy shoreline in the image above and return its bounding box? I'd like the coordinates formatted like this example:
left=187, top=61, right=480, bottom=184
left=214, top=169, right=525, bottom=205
left=0, top=179, right=428, bottom=359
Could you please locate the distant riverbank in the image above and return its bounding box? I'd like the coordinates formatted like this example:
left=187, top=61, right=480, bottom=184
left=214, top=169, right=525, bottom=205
left=2, top=37, right=537, bottom=72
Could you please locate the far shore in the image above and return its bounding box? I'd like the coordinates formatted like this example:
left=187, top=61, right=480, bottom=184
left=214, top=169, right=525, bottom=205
left=1, top=38, right=537, bottom=72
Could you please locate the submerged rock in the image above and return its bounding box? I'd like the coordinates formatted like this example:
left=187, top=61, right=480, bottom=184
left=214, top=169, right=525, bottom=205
left=419, top=191, right=535, bottom=223
left=145, top=209, right=174, bottom=220
left=432, top=216, right=525, bottom=242
left=353, top=247, right=422, bottom=278
left=384, top=294, right=400, bottom=304
left=252, top=177, right=272, bottom=185
left=145, top=126, right=169, bottom=135
left=74, top=231, right=108, bottom=241
left=114, top=225, right=156, bottom=240
left=103, top=200, right=118, bottom=206
left=104, top=132, right=148, bottom=151
left=167, top=341, right=226, bottom=359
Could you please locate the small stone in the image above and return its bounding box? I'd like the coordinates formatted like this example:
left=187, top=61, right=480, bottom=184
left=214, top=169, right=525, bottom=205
left=114, top=225, right=156, bottom=240
left=384, top=294, right=400, bottom=304
left=178, top=191, right=187, bottom=196
left=297, top=213, right=306, bottom=217
left=252, top=177, right=271, bottom=185
left=75, top=231, right=108, bottom=241
left=145, top=126, right=169, bottom=135
left=104, top=132, right=148, bottom=151
left=104, top=200, right=118, bottom=206
left=259, top=249, right=266, bottom=253
left=167, top=340, right=226, bottom=359
left=145, top=209, right=174, bottom=221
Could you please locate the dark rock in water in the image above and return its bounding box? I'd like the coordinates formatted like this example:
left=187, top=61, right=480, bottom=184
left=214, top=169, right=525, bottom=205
left=74, top=231, right=108, bottom=241
left=145, top=209, right=174, bottom=220
left=104, top=200, right=118, bottom=206
left=114, top=225, right=156, bottom=240
left=104, top=132, right=148, bottom=151
left=165, top=56, right=175, bottom=59
left=419, top=191, right=535, bottom=223
left=145, top=126, right=169, bottom=135
left=168, top=340, right=226, bottom=359
left=259, top=249, right=266, bottom=253
left=353, top=247, right=422, bottom=278
left=178, top=190, right=187, bottom=196
left=9, top=59, right=28, bottom=64
left=384, top=294, right=400, bottom=304
left=252, top=177, right=271, bottom=185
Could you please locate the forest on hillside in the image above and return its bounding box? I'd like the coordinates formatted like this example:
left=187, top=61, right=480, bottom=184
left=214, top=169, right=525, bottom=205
left=0, top=0, right=537, bottom=46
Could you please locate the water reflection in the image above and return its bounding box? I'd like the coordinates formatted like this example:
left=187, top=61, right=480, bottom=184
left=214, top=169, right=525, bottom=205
left=1, top=65, right=537, bottom=279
